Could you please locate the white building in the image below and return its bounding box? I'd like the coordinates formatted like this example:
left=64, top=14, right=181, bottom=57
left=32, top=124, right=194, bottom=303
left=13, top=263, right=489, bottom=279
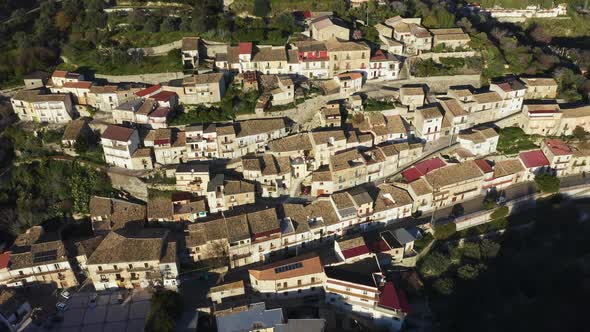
left=101, top=125, right=141, bottom=169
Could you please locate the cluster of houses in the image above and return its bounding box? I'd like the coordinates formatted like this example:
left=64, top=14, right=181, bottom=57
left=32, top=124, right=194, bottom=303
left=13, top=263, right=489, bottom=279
left=466, top=3, right=568, bottom=19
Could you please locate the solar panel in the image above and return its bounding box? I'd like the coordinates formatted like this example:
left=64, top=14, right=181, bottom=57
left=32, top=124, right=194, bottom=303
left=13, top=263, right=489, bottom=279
left=32, top=250, right=58, bottom=263
left=274, top=262, right=303, bottom=274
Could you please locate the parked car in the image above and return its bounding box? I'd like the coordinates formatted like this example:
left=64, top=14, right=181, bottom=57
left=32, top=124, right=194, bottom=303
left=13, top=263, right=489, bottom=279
left=60, top=290, right=71, bottom=300
left=88, top=293, right=97, bottom=308
left=56, top=302, right=68, bottom=311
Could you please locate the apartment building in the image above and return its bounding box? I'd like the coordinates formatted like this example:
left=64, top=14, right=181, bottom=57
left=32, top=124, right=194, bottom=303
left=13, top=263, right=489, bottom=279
left=206, top=174, right=256, bottom=213
left=166, top=73, right=226, bottom=105
left=310, top=16, right=350, bottom=41
left=414, top=105, right=444, bottom=142
left=371, top=184, right=413, bottom=225
left=185, top=124, right=219, bottom=160
left=240, top=154, right=292, bottom=197
left=89, top=196, right=147, bottom=235
left=381, top=16, right=432, bottom=55
left=521, top=103, right=562, bottom=135
left=325, top=40, right=370, bottom=77
left=50, top=81, right=93, bottom=105
left=181, top=37, right=199, bottom=68
left=249, top=254, right=326, bottom=296
left=520, top=77, right=558, bottom=99
left=100, top=125, right=152, bottom=170
left=330, top=148, right=368, bottom=192
left=489, top=78, right=526, bottom=118
left=144, top=128, right=186, bottom=165
left=325, top=257, right=409, bottom=331
left=541, top=139, right=573, bottom=176
left=85, top=229, right=178, bottom=291
left=175, top=162, right=210, bottom=195
left=430, top=28, right=471, bottom=49
left=0, top=227, right=77, bottom=289
left=11, top=90, right=74, bottom=123
left=292, top=40, right=331, bottom=79
left=456, top=127, right=499, bottom=157
left=234, top=118, right=289, bottom=156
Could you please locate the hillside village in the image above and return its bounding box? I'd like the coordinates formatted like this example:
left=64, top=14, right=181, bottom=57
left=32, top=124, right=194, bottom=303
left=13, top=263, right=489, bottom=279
left=1, top=1, right=590, bottom=332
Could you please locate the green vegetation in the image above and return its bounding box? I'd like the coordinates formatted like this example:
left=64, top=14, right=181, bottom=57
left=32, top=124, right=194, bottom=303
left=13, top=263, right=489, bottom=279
left=414, top=232, right=435, bottom=253
left=490, top=206, right=509, bottom=219
left=434, top=222, right=457, bottom=240
left=534, top=173, right=560, bottom=193
left=523, top=14, right=590, bottom=38
left=364, top=98, right=398, bottom=112
left=419, top=196, right=590, bottom=331
left=145, top=290, right=183, bottom=332
left=496, top=127, right=538, bottom=155
left=412, top=57, right=482, bottom=77
left=111, top=31, right=197, bottom=48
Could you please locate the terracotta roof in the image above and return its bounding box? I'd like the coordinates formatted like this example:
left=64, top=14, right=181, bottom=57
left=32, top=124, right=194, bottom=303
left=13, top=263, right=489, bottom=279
left=473, top=91, right=502, bottom=104
left=63, top=81, right=93, bottom=89
left=458, top=127, right=498, bottom=143
left=293, top=40, right=327, bottom=52
left=210, top=280, right=244, bottom=294
left=378, top=282, right=411, bottom=313
left=268, top=133, right=313, bottom=153
left=224, top=180, right=255, bottom=195
left=561, top=105, right=590, bottom=118
left=440, top=99, right=468, bottom=117
left=225, top=215, right=250, bottom=243
left=0, top=253, right=10, bottom=269
left=101, top=125, right=135, bottom=142
left=236, top=118, right=286, bottom=138
left=429, top=28, right=465, bottom=35
left=425, top=160, right=484, bottom=189
left=86, top=229, right=168, bottom=265
left=181, top=37, right=199, bottom=51
left=312, top=167, right=333, bottom=182
left=409, top=178, right=432, bottom=196
left=242, top=155, right=290, bottom=176
left=247, top=208, right=280, bottom=238
left=135, top=84, right=162, bottom=97
left=62, top=118, right=88, bottom=141
left=474, top=159, right=493, bottom=173
left=52, top=70, right=68, bottom=78
left=417, top=105, right=443, bottom=120
left=519, top=150, right=550, bottom=168
left=183, top=73, right=224, bottom=85
left=402, top=157, right=445, bottom=182
left=337, top=72, right=363, bottom=80
left=249, top=253, right=323, bottom=281
left=311, top=129, right=346, bottom=145
left=374, top=184, right=413, bottom=212
left=325, top=40, right=369, bottom=52
left=147, top=196, right=173, bottom=220
left=252, top=47, right=288, bottom=62
left=89, top=85, right=118, bottom=94
left=151, top=90, right=177, bottom=102
left=544, top=139, right=572, bottom=156
left=493, top=159, right=525, bottom=178
left=331, top=148, right=365, bottom=171
left=238, top=42, right=253, bottom=55
left=331, top=192, right=355, bottom=210
left=520, top=77, right=557, bottom=87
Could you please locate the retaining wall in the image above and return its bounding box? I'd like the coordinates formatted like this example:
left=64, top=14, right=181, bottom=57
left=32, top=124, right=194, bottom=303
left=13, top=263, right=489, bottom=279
left=95, top=71, right=189, bottom=84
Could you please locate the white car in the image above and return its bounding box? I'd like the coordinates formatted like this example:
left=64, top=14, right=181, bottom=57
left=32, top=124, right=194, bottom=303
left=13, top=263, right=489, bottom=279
left=60, top=290, right=71, bottom=300
left=56, top=302, right=68, bottom=311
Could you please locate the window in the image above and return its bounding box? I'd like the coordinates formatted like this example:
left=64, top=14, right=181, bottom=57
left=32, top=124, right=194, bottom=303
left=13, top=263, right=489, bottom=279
left=98, top=266, right=103, bottom=271
left=113, top=265, right=118, bottom=270
left=144, top=263, right=149, bottom=268
left=128, top=264, right=133, bottom=269
left=19, top=271, right=24, bottom=276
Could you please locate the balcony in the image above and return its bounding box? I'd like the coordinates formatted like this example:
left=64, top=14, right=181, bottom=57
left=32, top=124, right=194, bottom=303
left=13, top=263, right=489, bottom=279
left=128, top=266, right=154, bottom=272
left=277, top=280, right=323, bottom=291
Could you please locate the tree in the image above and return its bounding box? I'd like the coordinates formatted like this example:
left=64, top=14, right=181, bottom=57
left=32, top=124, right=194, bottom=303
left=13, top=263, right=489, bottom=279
left=55, top=11, right=71, bottom=31
left=451, top=204, right=464, bottom=217
left=535, top=173, right=560, bottom=193
left=432, top=278, right=454, bottom=296
left=480, top=239, right=501, bottom=259
left=434, top=223, right=456, bottom=240
left=462, top=242, right=481, bottom=260
left=457, top=263, right=486, bottom=280
left=253, top=0, right=270, bottom=17
left=145, top=290, right=183, bottom=332
left=490, top=206, right=509, bottom=219
left=144, top=17, right=160, bottom=33
left=528, top=24, right=551, bottom=44
left=573, top=126, right=588, bottom=142
left=419, top=251, right=451, bottom=277
left=160, top=17, right=177, bottom=33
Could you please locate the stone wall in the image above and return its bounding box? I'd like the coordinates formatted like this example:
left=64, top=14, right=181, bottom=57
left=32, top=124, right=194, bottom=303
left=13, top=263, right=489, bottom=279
left=95, top=72, right=189, bottom=84
left=415, top=51, right=479, bottom=62
left=385, top=74, right=482, bottom=93
left=107, top=171, right=149, bottom=201
left=143, top=40, right=182, bottom=56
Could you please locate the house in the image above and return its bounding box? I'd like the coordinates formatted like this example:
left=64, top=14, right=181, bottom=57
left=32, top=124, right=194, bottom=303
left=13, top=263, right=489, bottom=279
left=135, top=84, right=163, bottom=99
left=311, top=166, right=335, bottom=196
left=335, top=237, right=372, bottom=263
left=447, top=87, right=503, bottom=126
left=147, top=196, right=174, bottom=222
left=325, top=40, right=371, bottom=77
left=144, top=128, right=186, bottom=165
left=456, top=126, right=499, bottom=156
left=85, top=229, right=178, bottom=291
left=519, top=149, right=550, bottom=180
left=23, top=71, right=50, bottom=90
left=48, top=70, right=84, bottom=88
left=310, top=16, right=350, bottom=41
left=216, top=43, right=290, bottom=75
left=10, top=90, right=74, bottom=123
left=0, top=226, right=77, bottom=289
left=334, top=72, right=363, bottom=96
left=206, top=174, right=256, bottom=213
left=171, top=192, right=207, bottom=222
left=88, top=85, right=124, bottom=112
left=166, top=73, right=226, bottom=105
left=50, top=80, right=94, bottom=105
left=402, top=157, right=446, bottom=183
left=371, top=184, right=413, bottom=224
left=101, top=125, right=144, bottom=169
left=324, top=257, right=409, bottom=331
left=185, top=124, right=219, bottom=160
left=438, top=98, right=469, bottom=134
left=372, top=228, right=418, bottom=266
left=234, top=118, right=289, bottom=156
left=175, top=162, right=210, bottom=195
left=521, top=102, right=562, bottom=135
left=240, top=154, right=292, bottom=197
left=329, top=148, right=368, bottom=192
left=61, top=118, right=93, bottom=149
left=489, top=77, right=526, bottom=118
left=541, top=139, right=573, bottom=176
left=368, top=50, right=401, bottom=80
left=399, top=86, right=425, bottom=111
left=414, top=105, right=444, bottom=142
left=249, top=254, right=325, bottom=297
left=89, top=196, right=147, bottom=234
left=260, top=75, right=294, bottom=106
left=112, top=99, right=147, bottom=126
left=292, top=40, right=331, bottom=79
left=382, top=16, right=432, bottom=55
left=520, top=77, right=558, bottom=99
left=425, top=160, right=485, bottom=209
left=185, top=217, right=231, bottom=263
left=181, top=37, right=200, bottom=68
left=208, top=280, right=245, bottom=304
left=430, top=28, right=471, bottom=49
left=215, top=303, right=284, bottom=332
left=407, top=178, right=433, bottom=212
left=557, top=105, right=590, bottom=136
left=0, top=289, right=32, bottom=332
left=320, top=106, right=342, bottom=128
left=478, top=158, right=525, bottom=190
left=310, top=129, right=348, bottom=168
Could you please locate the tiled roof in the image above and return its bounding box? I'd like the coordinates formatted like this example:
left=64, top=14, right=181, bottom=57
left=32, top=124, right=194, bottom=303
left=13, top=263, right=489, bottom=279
left=425, top=160, right=484, bottom=189
left=86, top=229, right=168, bottom=265
left=268, top=133, right=313, bottom=153
left=249, top=253, right=323, bottom=281
left=493, top=159, right=525, bottom=178
left=135, top=84, right=162, bottom=97
left=101, top=125, right=135, bottom=142
left=374, top=184, right=413, bottom=212
left=147, top=196, right=173, bottom=220
left=402, top=157, right=445, bottom=182
left=474, top=159, right=493, bottom=173
left=520, top=77, right=557, bottom=87
left=183, top=73, right=224, bottom=85
left=150, top=90, right=177, bottom=102
left=378, top=282, right=411, bottom=313
left=544, top=139, right=572, bottom=156
left=181, top=37, right=199, bottom=51
left=238, top=42, right=253, bottom=55
left=236, top=118, right=286, bottom=138
left=417, top=105, right=443, bottom=120
left=62, top=118, right=88, bottom=141
left=63, top=81, right=93, bottom=89
left=519, top=150, right=550, bottom=168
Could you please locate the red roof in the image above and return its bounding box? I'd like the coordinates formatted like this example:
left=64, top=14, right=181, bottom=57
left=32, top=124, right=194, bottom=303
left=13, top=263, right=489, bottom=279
left=151, top=91, right=177, bottom=102
left=303, top=10, right=312, bottom=18
left=149, top=106, right=171, bottom=118
left=52, top=70, right=68, bottom=78
left=378, top=282, right=411, bottom=313
left=63, top=81, right=93, bottom=89
left=519, top=150, right=550, bottom=168
left=368, top=239, right=391, bottom=253
left=370, top=50, right=387, bottom=61
left=341, top=245, right=371, bottom=259
left=135, top=84, right=162, bottom=97
left=474, top=159, right=493, bottom=173
left=238, top=42, right=253, bottom=55
left=497, top=82, right=512, bottom=92
left=402, top=157, right=446, bottom=182
left=102, top=125, right=135, bottom=142
left=0, top=253, right=10, bottom=269
left=544, top=139, right=572, bottom=156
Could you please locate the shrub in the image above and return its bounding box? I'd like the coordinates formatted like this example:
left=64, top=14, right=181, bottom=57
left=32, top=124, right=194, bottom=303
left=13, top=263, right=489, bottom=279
left=457, top=263, right=487, bottom=280
left=145, top=290, right=183, bottom=332
left=462, top=242, right=481, bottom=260
left=434, top=223, right=456, bottom=240
left=432, top=278, right=454, bottom=296
left=490, top=206, right=509, bottom=219
left=419, top=251, right=451, bottom=278
left=535, top=173, right=560, bottom=193
left=480, top=239, right=501, bottom=259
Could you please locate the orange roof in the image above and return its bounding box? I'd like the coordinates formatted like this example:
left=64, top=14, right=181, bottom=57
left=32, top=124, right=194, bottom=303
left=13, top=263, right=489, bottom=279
left=52, top=70, right=68, bottom=78
left=249, top=253, right=323, bottom=281
left=63, top=81, right=93, bottom=89
left=337, top=72, right=363, bottom=80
